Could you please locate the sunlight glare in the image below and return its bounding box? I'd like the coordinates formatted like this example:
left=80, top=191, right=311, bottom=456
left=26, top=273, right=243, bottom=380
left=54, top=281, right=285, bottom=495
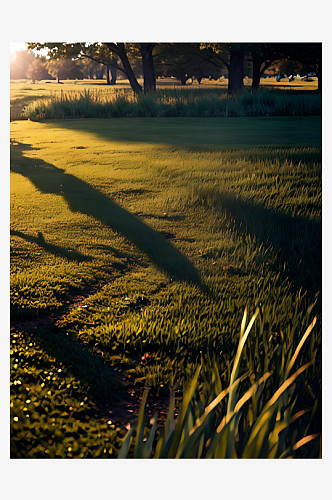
left=10, top=42, right=27, bottom=57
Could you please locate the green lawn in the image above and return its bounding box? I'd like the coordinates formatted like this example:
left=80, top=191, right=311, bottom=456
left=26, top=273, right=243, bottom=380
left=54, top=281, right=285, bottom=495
left=10, top=115, right=322, bottom=458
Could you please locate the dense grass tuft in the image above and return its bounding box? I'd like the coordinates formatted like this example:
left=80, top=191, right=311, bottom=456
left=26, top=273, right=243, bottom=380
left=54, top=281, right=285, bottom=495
left=23, top=88, right=322, bottom=120
left=118, top=310, right=321, bottom=458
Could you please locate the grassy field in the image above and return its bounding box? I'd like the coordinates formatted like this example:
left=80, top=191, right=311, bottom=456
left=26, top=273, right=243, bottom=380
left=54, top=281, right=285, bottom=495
left=10, top=86, right=322, bottom=458
left=10, top=77, right=319, bottom=121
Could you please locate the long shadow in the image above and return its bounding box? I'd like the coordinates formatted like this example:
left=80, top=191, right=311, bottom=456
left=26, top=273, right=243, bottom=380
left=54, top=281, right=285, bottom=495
left=199, top=188, right=321, bottom=299
left=11, top=229, right=94, bottom=262
left=10, top=141, right=200, bottom=284
left=42, top=116, right=322, bottom=150
left=20, top=322, right=126, bottom=403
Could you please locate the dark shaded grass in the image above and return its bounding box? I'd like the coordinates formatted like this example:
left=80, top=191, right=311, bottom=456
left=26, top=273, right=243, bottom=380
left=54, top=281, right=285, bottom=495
left=11, top=229, right=94, bottom=262
left=192, top=188, right=321, bottom=302
left=36, top=116, right=321, bottom=151
left=10, top=327, right=126, bottom=458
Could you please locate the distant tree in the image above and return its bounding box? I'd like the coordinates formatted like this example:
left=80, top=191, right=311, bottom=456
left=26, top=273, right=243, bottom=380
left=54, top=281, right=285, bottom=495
left=250, top=43, right=321, bottom=89
left=249, top=44, right=287, bottom=89
left=74, top=49, right=118, bottom=84
left=46, top=59, right=84, bottom=83
left=201, top=43, right=285, bottom=92
left=275, top=59, right=311, bottom=77
left=200, top=43, right=322, bottom=92
left=10, top=50, right=35, bottom=79
left=153, top=43, right=223, bottom=85
left=26, top=57, right=52, bottom=83
left=76, top=44, right=120, bottom=84
left=200, top=43, right=249, bottom=93
left=105, top=66, right=117, bottom=84
left=27, top=42, right=160, bottom=93
left=285, top=43, right=321, bottom=91
left=78, top=57, right=105, bottom=79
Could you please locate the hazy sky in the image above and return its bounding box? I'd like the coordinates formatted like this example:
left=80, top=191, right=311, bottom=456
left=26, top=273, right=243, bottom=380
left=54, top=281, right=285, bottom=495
left=10, top=42, right=27, bottom=54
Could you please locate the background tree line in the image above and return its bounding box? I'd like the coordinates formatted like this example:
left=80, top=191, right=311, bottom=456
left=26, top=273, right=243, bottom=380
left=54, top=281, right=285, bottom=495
left=11, top=42, right=321, bottom=93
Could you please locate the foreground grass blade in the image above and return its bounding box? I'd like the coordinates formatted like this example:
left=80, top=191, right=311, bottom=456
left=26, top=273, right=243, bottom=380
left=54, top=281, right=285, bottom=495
left=293, top=432, right=321, bottom=452
left=242, top=360, right=314, bottom=458
left=174, top=372, right=249, bottom=458
left=167, top=366, right=201, bottom=457
left=227, top=307, right=259, bottom=418
left=284, top=317, right=317, bottom=380
left=117, top=426, right=134, bottom=459
left=116, top=310, right=320, bottom=459
left=134, top=389, right=149, bottom=458
left=143, top=412, right=158, bottom=458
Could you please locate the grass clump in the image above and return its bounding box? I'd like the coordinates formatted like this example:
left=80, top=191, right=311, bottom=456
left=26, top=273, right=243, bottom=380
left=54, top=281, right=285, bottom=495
left=23, top=87, right=322, bottom=120
left=119, top=309, right=321, bottom=459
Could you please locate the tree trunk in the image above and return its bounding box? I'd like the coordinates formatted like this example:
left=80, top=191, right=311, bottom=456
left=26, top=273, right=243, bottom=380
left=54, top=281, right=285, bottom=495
left=106, top=63, right=117, bottom=85
left=110, top=66, right=117, bottom=84
left=314, top=62, right=322, bottom=92
left=228, top=49, right=244, bottom=94
left=252, top=58, right=262, bottom=89
left=113, top=43, right=142, bottom=93
left=141, top=43, right=156, bottom=93
left=180, top=74, right=188, bottom=85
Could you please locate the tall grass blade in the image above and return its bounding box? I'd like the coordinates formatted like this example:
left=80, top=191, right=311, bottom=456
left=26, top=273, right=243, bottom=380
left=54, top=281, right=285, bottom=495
left=134, top=389, right=149, bottom=458
left=174, top=372, right=248, bottom=458
left=167, top=366, right=201, bottom=457
left=240, top=306, right=248, bottom=340
left=227, top=308, right=259, bottom=418
left=284, top=317, right=317, bottom=379
left=242, top=360, right=313, bottom=457
left=143, top=412, right=158, bottom=458
left=292, top=432, right=321, bottom=452
left=117, top=426, right=134, bottom=459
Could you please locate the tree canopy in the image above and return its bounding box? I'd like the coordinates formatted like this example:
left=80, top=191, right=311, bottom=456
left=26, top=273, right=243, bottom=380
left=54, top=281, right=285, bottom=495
left=26, top=42, right=322, bottom=93
left=153, top=43, right=224, bottom=85
left=200, top=43, right=321, bottom=93
left=27, top=43, right=151, bottom=93
left=26, top=58, right=51, bottom=82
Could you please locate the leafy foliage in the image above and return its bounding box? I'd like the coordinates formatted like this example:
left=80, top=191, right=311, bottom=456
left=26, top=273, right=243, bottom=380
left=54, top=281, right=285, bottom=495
left=26, top=58, right=52, bottom=82
left=153, top=43, right=224, bottom=84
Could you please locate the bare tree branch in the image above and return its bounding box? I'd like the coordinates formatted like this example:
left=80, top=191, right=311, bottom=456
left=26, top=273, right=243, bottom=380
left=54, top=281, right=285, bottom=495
left=79, top=53, right=127, bottom=75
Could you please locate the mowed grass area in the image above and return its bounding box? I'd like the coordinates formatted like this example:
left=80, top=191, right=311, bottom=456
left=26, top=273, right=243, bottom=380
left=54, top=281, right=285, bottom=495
left=10, top=115, right=322, bottom=458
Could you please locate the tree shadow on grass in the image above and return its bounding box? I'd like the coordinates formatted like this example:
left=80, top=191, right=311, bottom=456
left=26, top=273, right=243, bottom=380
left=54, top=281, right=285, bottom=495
left=11, top=141, right=200, bottom=285
left=43, top=116, right=322, bottom=150
left=198, top=188, right=321, bottom=300
left=11, top=229, right=94, bottom=262
left=17, top=322, right=126, bottom=403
